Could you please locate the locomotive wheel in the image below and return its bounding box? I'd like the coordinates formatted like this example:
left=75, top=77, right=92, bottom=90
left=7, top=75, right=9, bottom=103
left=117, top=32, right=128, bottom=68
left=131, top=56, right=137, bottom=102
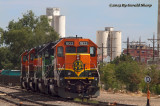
left=20, top=81, right=25, bottom=89
left=29, top=82, right=35, bottom=92
left=49, top=84, right=57, bottom=95
left=22, top=81, right=27, bottom=89
left=38, top=82, right=45, bottom=93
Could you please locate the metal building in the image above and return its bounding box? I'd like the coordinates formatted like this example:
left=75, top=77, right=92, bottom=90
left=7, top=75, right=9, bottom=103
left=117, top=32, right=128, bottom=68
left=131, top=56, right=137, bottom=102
left=46, top=8, right=66, bottom=38
left=96, top=27, right=122, bottom=61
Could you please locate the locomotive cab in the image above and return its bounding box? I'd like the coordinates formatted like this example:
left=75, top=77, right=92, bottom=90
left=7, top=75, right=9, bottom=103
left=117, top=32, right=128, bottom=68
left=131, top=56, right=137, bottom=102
left=54, top=37, right=100, bottom=98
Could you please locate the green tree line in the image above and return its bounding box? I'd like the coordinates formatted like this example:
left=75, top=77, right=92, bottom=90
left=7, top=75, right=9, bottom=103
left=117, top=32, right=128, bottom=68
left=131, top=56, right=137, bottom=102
left=100, top=54, right=160, bottom=94
left=0, top=10, right=59, bottom=70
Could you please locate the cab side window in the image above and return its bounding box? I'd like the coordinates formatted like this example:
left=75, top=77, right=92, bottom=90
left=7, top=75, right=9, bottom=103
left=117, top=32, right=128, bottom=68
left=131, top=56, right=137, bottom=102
left=23, top=55, right=27, bottom=62
left=30, top=53, right=35, bottom=61
left=90, top=47, right=96, bottom=57
left=57, top=46, right=63, bottom=57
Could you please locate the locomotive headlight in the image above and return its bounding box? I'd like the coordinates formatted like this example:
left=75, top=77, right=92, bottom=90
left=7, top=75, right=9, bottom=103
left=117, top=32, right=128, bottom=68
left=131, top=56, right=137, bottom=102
left=68, top=72, right=71, bottom=76
left=77, top=55, right=80, bottom=60
left=89, top=72, right=92, bottom=76
left=94, top=77, right=98, bottom=81
left=60, top=78, right=63, bottom=81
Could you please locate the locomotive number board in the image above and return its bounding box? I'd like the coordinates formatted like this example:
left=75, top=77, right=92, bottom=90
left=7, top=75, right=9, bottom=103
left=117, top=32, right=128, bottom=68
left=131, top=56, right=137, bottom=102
left=65, top=41, right=74, bottom=45
left=79, top=41, right=88, bottom=45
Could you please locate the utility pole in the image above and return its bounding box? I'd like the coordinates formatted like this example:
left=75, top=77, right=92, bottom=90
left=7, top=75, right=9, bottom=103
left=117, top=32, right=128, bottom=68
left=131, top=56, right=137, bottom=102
left=127, top=37, right=129, bottom=55
left=123, top=37, right=131, bottom=56
left=98, top=44, right=116, bottom=64
left=157, top=0, right=160, bottom=58
left=153, top=35, right=155, bottom=61
left=139, top=37, right=141, bottom=62
left=98, top=32, right=116, bottom=63
left=102, top=43, right=103, bottom=64
left=158, top=44, right=160, bottom=58
left=123, top=37, right=145, bottom=62
left=148, top=34, right=160, bottom=61
left=110, top=34, right=113, bottom=61
left=98, top=43, right=114, bottom=64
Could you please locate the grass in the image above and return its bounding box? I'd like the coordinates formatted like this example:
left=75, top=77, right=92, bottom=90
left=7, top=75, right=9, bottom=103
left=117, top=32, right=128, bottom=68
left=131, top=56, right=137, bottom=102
left=74, top=98, right=98, bottom=103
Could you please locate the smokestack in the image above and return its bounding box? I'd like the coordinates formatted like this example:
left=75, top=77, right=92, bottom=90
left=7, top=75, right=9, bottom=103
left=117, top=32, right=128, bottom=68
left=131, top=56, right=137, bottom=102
left=158, top=0, right=160, bottom=57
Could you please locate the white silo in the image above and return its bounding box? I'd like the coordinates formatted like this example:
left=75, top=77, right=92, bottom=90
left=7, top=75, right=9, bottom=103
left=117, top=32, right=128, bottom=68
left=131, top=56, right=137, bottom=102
left=96, top=31, right=109, bottom=56
left=58, top=15, right=66, bottom=38
left=47, top=16, right=53, bottom=26
left=46, top=8, right=60, bottom=16
left=46, top=7, right=66, bottom=37
left=111, top=31, right=121, bottom=60
left=105, top=27, right=114, bottom=31
left=53, top=16, right=59, bottom=34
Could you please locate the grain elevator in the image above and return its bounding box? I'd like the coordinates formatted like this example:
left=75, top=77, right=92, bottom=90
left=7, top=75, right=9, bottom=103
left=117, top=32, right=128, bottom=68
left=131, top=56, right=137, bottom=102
left=46, top=8, right=65, bottom=38
left=96, top=27, right=121, bottom=61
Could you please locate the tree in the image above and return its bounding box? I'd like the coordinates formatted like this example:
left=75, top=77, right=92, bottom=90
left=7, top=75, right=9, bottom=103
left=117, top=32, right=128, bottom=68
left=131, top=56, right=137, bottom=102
left=0, top=47, right=13, bottom=69
left=100, top=63, right=121, bottom=90
left=115, top=61, right=142, bottom=92
left=0, top=27, right=4, bottom=44
left=111, top=54, right=135, bottom=65
left=2, top=10, right=59, bottom=69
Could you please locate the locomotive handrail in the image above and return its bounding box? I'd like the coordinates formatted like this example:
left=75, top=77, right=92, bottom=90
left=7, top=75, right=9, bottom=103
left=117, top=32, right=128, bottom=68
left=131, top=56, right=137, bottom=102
left=56, top=63, right=97, bottom=70
left=57, top=64, right=61, bottom=68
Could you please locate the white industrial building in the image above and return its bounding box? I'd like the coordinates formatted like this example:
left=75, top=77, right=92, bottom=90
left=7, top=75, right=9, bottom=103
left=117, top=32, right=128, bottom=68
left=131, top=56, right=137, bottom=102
left=96, top=27, right=121, bottom=61
left=158, top=0, right=160, bottom=57
left=46, top=8, right=65, bottom=38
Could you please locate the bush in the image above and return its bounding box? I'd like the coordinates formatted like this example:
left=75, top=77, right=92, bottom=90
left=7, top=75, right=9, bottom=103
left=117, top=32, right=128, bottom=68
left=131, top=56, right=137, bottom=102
left=100, top=54, right=160, bottom=94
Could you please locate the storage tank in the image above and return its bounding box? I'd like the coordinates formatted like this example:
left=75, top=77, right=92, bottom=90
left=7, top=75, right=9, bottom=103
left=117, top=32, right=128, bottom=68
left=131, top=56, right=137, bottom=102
left=46, top=8, right=60, bottom=16
left=58, top=15, right=66, bottom=38
left=111, top=31, right=121, bottom=60
left=47, top=16, right=53, bottom=26
left=96, top=31, right=109, bottom=56
left=53, top=16, right=59, bottom=34
left=105, top=27, right=114, bottom=31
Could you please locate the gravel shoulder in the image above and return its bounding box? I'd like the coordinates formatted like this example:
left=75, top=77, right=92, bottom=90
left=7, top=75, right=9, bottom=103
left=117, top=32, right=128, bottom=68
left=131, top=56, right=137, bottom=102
left=0, top=99, right=16, bottom=106
left=92, top=90, right=160, bottom=106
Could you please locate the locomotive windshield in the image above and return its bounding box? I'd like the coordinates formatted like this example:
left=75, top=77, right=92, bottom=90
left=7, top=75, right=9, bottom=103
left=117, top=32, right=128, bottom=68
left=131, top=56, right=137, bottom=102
left=77, top=46, right=87, bottom=53
left=66, top=46, right=76, bottom=53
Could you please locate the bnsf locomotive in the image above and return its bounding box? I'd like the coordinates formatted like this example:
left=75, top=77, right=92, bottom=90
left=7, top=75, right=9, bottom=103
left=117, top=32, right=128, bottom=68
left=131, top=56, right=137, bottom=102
left=20, top=37, right=100, bottom=98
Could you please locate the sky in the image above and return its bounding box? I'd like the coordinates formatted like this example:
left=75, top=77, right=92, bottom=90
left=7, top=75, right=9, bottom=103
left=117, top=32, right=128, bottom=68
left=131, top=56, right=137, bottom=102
left=0, top=0, right=158, bottom=48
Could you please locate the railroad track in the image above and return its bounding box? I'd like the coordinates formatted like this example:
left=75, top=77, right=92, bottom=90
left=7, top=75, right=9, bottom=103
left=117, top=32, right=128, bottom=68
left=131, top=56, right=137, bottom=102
left=0, top=84, right=137, bottom=106
left=0, top=84, right=80, bottom=106
left=0, top=89, right=56, bottom=106
left=0, top=92, right=45, bottom=106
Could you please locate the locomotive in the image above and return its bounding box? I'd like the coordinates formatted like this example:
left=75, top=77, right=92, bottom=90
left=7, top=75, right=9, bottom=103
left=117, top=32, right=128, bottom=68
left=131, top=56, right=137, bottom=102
left=20, top=36, right=100, bottom=98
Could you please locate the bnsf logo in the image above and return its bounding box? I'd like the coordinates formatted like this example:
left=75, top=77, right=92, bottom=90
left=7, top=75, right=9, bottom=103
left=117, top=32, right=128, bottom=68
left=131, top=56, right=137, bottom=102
left=73, top=60, right=83, bottom=72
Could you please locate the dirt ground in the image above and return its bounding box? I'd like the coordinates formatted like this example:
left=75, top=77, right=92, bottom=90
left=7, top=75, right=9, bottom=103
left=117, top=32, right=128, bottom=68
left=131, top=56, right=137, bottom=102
left=92, top=90, right=160, bottom=106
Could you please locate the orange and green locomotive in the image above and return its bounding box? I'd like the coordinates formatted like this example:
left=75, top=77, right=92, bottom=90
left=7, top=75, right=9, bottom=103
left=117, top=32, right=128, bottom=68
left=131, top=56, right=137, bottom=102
left=20, top=37, right=100, bottom=98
